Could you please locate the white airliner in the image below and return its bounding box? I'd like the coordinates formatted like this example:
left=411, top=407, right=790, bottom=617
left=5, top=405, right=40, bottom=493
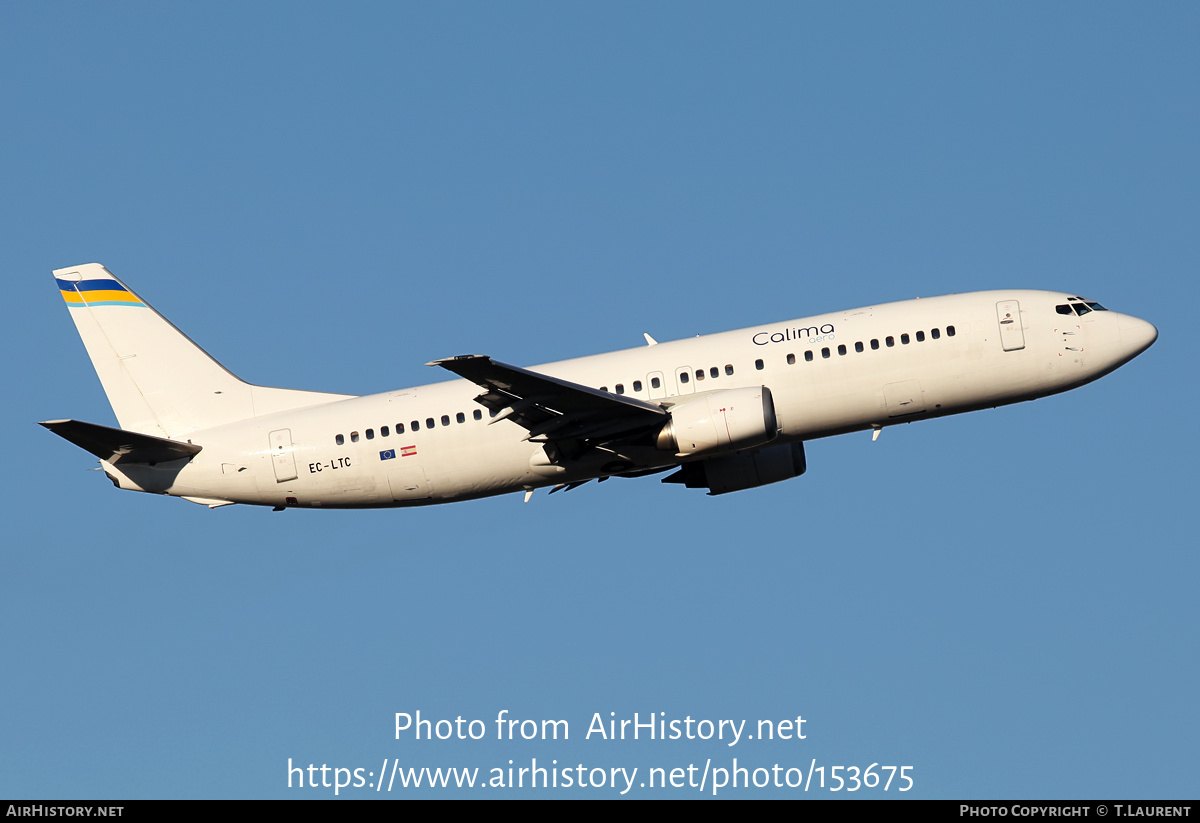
left=42, top=263, right=1157, bottom=510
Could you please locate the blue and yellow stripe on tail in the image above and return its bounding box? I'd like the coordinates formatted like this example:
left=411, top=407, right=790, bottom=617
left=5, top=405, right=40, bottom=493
left=57, top=278, right=146, bottom=308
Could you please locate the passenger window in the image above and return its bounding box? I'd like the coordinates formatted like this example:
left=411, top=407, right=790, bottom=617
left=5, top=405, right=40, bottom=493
left=397, top=423, right=405, bottom=434
left=680, top=372, right=690, bottom=384
left=381, top=426, right=389, bottom=437
left=456, top=412, right=465, bottom=424
left=754, top=359, right=764, bottom=371
left=931, top=328, right=940, bottom=340
left=821, top=347, right=831, bottom=358
left=600, top=386, right=607, bottom=392
left=805, top=350, right=814, bottom=362
left=870, top=339, right=879, bottom=350
left=787, top=353, right=795, bottom=365
left=426, top=418, right=435, bottom=429
left=710, top=367, right=719, bottom=379
left=947, top=326, right=956, bottom=337
left=916, top=331, right=925, bottom=342
left=441, top=415, right=449, bottom=427
left=351, top=431, right=360, bottom=443
left=616, top=384, right=625, bottom=395
left=901, top=334, right=910, bottom=345
left=411, top=420, right=420, bottom=431
left=651, top=376, right=661, bottom=388
left=855, top=342, right=864, bottom=353
left=695, top=370, right=705, bottom=381
left=473, top=410, right=482, bottom=421
left=633, top=380, right=643, bottom=392
left=366, top=429, right=375, bottom=440
left=886, top=336, right=895, bottom=347
left=724, top=364, right=733, bottom=376
left=335, top=434, right=344, bottom=446
left=837, top=344, right=846, bottom=355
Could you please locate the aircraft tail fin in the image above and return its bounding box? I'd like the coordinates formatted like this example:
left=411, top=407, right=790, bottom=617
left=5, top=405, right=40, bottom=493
left=53, top=264, right=352, bottom=438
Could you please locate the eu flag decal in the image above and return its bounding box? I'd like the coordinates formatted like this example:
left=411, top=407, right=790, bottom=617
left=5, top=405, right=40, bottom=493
left=379, top=449, right=396, bottom=461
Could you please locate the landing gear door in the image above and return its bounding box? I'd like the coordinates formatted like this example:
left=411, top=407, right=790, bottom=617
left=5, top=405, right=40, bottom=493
left=996, top=300, right=1025, bottom=351
left=269, top=429, right=298, bottom=483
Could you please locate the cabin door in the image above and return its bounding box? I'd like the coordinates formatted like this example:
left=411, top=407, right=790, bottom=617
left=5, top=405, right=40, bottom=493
left=269, top=429, right=298, bottom=483
left=996, top=300, right=1025, bottom=351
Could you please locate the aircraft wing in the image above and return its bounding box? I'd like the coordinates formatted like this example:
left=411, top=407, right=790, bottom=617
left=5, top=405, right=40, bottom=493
left=428, top=355, right=667, bottom=443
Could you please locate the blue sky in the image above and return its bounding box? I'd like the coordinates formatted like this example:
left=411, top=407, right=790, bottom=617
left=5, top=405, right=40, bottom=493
left=3, top=3, right=1196, bottom=798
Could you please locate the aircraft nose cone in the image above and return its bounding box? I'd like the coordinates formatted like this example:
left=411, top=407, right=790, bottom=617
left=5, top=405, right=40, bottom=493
left=1118, top=314, right=1158, bottom=355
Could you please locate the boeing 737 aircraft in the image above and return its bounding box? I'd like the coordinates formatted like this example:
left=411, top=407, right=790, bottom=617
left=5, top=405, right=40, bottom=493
left=42, top=263, right=1157, bottom=509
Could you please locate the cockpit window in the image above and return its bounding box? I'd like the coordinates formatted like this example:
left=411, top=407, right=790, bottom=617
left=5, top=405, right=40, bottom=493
left=1056, top=301, right=1108, bottom=316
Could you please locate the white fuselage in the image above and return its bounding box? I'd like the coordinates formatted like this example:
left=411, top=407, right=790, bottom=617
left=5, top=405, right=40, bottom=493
left=103, top=289, right=1157, bottom=508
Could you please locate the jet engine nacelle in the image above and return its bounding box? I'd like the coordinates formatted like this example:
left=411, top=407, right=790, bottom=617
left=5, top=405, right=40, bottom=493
left=663, top=441, right=807, bottom=495
left=656, top=386, right=778, bottom=456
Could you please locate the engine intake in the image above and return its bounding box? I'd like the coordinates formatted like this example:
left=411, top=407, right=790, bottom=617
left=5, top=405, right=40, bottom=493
left=656, top=387, right=778, bottom=456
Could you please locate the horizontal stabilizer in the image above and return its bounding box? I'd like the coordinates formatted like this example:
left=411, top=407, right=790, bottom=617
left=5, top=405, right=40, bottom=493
left=39, top=419, right=202, bottom=465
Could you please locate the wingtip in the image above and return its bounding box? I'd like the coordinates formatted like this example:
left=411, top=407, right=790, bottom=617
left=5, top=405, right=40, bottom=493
left=428, top=354, right=488, bottom=367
